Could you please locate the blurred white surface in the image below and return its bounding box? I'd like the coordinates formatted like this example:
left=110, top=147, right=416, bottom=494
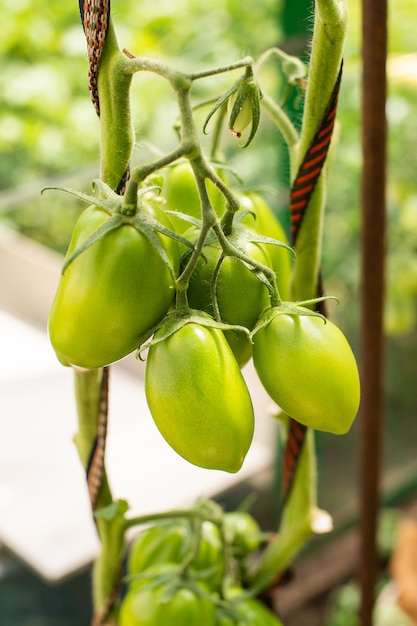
left=0, top=307, right=274, bottom=582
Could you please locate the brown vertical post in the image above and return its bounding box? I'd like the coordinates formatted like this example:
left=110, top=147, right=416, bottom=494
left=359, top=0, right=388, bottom=624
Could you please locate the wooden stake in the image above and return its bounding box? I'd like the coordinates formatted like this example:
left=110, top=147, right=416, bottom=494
left=359, top=0, right=388, bottom=624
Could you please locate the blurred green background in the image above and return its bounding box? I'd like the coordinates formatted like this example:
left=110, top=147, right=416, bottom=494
left=1, top=0, right=417, bottom=624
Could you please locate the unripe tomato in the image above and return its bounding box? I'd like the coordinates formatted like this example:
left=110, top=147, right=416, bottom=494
left=240, top=193, right=292, bottom=301
left=145, top=322, right=254, bottom=472
left=120, top=564, right=216, bottom=626
left=223, top=511, right=262, bottom=557
left=48, top=203, right=179, bottom=368
left=163, top=162, right=226, bottom=233
left=187, top=231, right=271, bottom=330
left=128, top=520, right=224, bottom=590
left=186, top=228, right=272, bottom=366
left=128, top=521, right=187, bottom=574
left=252, top=311, right=360, bottom=434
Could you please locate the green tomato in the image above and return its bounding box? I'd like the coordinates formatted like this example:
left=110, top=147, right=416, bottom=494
left=120, top=565, right=216, bottom=626
left=252, top=311, right=360, bottom=434
left=240, top=193, right=292, bottom=301
left=128, top=520, right=224, bottom=590
left=186, top=227, right=272, bottom=367
left=187, top=230, right=271, bottom=330
left=217, top=590, right=284, bottom=626
left=128, top=521, right=187, bottom=575
left=223, top=512, right=262, bottom=557
left=163, top=162, right=226, bottom=234
left=48, top=203, right=179, bottom=368
left=145, top=322, right=254, bottom=472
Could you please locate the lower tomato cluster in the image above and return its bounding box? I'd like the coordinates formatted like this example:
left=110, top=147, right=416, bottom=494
left=119, top=509, right=283, bottom=626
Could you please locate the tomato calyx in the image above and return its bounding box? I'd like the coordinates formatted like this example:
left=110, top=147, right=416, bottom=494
left=231, top=217, right=294, bottom=260
left=43, top=182, right=194, bottom=278
left=42, top=181, right=121, bottom=214
left=137, top=309, right=251, bottom=358
left=250, top=296, right=339, bottom=339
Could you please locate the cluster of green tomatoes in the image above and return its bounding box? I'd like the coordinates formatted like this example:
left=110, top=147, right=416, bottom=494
left=48, top=162, right=360, bottom=474
left=119, top=502, right=283, bottom=626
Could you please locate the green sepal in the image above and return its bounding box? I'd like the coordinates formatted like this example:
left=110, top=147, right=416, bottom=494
left=41, top=184, right=122, bottom=214
left=244, top=231, right=295, bottom=258
left=128, top=213, right=178, bottom=282
left=202, top=81, right=241, bottom=136
left=164, top=210, right=203, bottom=229
left=137, top=309, right=251, bottom=358
left=250, top=299, right=338, bottom=340
left=146, top=218, right=195, bottom=251
left=91, top=178, right=120, bottom=200
left=129, top=212, right=194, bottom=277
left=94, top=499, right=129, bottom=522
left=232, top=208, right=256, bottom=223
left=62, top=213, right=125, bottom=273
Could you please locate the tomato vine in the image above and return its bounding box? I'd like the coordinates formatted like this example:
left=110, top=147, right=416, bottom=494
left=46, top=1, right=353, bottom=624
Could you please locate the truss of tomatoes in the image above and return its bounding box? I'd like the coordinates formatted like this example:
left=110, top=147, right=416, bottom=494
left=48, top=165, right=360, bottom=473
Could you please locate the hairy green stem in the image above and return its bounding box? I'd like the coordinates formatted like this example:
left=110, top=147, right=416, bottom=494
left=73, top=369, right=123, bottom=621
left=260, top=93, right=298, bottom=156
left=190, top=57, right=253, bottom=81
left=250, top=0, right=347, bottom=591
left=291, top=0, right=348, bottom=301
left=98, top=21, right=135, bottom=191
left=249, top=430, right=321, bottom=593
left=74, top=17, right=136, bottom=624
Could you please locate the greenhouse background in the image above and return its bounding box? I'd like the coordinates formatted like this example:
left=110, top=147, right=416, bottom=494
left=1, top=0, right=417, bottom=624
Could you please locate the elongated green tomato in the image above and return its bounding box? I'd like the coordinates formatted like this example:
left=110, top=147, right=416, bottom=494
left=120, top=564, right=216, bottom=626
left=252, top=311, right=360, bottom=434
left=186, top=228, right=272, bottom=366
left=163, top=162, right=226, bottom=234
left=145, top=323, right=254, bottom=472
left=128, top=520, right=224, bottom=590
left=48, top=203, right=179, bottom=368
left=240, top=193, right=292, bottom=301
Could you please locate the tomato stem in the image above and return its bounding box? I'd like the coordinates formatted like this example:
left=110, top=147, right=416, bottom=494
left=250, top=0, right=347, bottom=592
left=290, top=0, right=347, bottom=301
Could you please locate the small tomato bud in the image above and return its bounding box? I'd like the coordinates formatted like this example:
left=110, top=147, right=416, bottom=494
left=227, top=91, right=253, bottom=138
